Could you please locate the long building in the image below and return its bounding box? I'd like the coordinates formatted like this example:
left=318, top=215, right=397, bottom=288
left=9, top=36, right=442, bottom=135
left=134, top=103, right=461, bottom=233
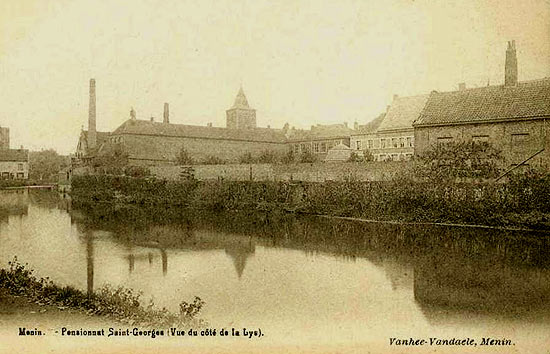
left=413, top=41, right=550, bottom=169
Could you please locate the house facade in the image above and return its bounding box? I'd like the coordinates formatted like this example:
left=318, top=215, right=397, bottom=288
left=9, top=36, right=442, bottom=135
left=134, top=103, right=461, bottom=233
left=0, top=128, right=29, bottom=180
left=287, top=123, right=355, bottom=161
left=413, top=42, right=550, bottom=169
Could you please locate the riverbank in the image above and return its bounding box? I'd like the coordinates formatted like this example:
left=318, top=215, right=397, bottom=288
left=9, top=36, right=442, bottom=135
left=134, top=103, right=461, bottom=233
left=71, top=174, right=550, bottom=230
left=0, top=257, right=205, bottom=329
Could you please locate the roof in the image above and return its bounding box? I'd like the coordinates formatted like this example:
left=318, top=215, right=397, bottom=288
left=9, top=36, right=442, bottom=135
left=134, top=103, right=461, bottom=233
left=229, top=87, right=252, bottom=110
left=352, top=113, right=386, bottom=135
left=378, top=94, right=429, bottom=131
left=81, top=130, right=110, bottom=145
left=414, top=81, right=550, bottom=127
left=287, top=123, right=354, bottom=142
left=112, top=119, right=286, bottom=143
left=0, top=149, right=28, bottom=162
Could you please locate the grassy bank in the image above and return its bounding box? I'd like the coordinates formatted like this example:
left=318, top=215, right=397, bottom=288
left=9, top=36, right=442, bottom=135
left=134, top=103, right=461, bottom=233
left=70, top=173, right=550, bottom=230
left=0, top=257, right=205, bottom=328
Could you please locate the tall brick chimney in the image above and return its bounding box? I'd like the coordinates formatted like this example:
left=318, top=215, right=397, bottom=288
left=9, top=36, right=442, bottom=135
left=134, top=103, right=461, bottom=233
left=88, top=79, right=97, bottom=149
left=163, top=103, right=169, bottom=123
left=505, top=40, right=518, bottom=86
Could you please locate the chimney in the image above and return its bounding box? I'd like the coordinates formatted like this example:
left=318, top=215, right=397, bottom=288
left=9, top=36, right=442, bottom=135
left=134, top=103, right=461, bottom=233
left=354, top=121, right=359, bottom=130
left=150, top=117, right=154, bottom=122
left=130, top=107, right=136, bottom=120
left=88, top=79, right=97, bottom=149
left=163, top=103, right=169, bottom=123
left=207, top=122, right=212, bottom=127
left=505, top=40, right=518, bottom=86
left=458, top=82, right=466, bottom=91
left=393, top=94, right=399, bottom=101
left=343, top=122, right=348, bottom=128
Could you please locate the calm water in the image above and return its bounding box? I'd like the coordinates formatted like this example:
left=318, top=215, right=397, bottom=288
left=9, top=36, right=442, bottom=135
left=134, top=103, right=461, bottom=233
left=1, top=189, right=550, bottom=348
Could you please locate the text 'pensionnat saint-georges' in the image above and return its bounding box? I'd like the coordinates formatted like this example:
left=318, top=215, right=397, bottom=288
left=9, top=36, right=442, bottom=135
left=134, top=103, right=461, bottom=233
left=389, top=337, right=514, bottom=347
left=19, top=327, right=264, bottom=339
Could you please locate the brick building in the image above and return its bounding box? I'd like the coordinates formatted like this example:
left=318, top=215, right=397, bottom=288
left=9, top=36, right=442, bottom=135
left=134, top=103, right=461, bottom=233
left=413, top=41, right=550, bottom=169
left=0, top=127, right=29, bottom=179
left=350, top=94, right=428, bottom=162
left=75, top=80, right=288, bottom=166
left=286, top=123, right=355, bottom=161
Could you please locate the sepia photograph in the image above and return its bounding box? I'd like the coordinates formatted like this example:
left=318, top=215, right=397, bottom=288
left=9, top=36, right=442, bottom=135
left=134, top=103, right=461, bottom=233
left=1, top=0, right=550, bottom=353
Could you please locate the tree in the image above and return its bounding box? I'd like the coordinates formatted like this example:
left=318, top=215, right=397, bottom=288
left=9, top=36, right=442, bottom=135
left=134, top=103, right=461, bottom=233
left=347, top=151, right=364, bottom=162
left=280, top=149, right=296, bottom=164
left=29, top=149, right=70, bottom=181
left=362, top=149, right=374, bottom=162
left=238, top=152, right=256, bottom=164
left=416, top=141, right=503, bottom=181
left=299, top=150, right=318, bottom=163
left=92, top=144, right=129, bottom=174
left=201, top=155, right=226, bottom=165
left=175, top=146, right=194, bottom=165
left=257, top=150, right=278, bottom=164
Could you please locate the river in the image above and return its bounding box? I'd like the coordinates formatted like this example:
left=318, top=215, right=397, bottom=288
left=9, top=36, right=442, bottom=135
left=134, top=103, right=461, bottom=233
left=1, top=189, right=550, bottom=350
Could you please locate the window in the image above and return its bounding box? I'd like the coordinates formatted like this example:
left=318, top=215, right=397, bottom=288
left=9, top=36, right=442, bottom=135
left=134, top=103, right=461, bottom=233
left=293, top=144, right=300, bottom=153
left=399, top=137, right=405, bottom=148
left=405, top=153, right=413, bottom=160
left=300, top=143, right=310, bottom=152
left=379, top=154, right=386, bottom=161
left=1, top=172, right=8, bottom=180
left=391, top=153, right=399, bottom=161
left=16, top=172, right=24, bottom=179
left=17, top=163, right=24, bottom=171
left=511, top=133, right=529, bottom=143
left=313, top=143, right=319, bottom=153
left=320, top=142, right=327, bottom=153
left=368, top=140, right=373, bottom=149
left=392, top=138, right=398, bottom=148
left=472, top=135, right=489, bottom=143
left=355, top=141, right=362, bottom=150
left=381, top=139, right=387, bottom=148
left=407, top=137, right=413, bottom=147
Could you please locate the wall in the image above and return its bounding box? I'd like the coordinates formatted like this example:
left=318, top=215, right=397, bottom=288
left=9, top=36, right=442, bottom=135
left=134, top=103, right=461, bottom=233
left=150, top=161, right=409, bottom=182
left=414, top=119, right=550, bottom=167
left=121, top=134, right=288, bottom=166
left=0, top=161, right=28, bottom=179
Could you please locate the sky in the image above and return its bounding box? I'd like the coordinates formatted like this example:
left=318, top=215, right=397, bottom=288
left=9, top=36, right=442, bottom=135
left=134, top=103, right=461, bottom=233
left=0, top=0, right=549, bottom=154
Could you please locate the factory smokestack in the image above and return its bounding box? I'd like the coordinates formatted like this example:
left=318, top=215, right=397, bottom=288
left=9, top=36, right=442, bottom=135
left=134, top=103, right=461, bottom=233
left=88, top=79, right=97, bottom=149
left=163, top=103, right=169, bottom=124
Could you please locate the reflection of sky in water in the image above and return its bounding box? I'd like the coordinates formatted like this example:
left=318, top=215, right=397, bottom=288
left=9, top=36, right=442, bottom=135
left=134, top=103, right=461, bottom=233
left=0, top=190, right=550, bottom=348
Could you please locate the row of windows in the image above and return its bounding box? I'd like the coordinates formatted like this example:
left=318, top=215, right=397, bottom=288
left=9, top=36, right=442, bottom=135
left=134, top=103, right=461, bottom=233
left=111, top=136, right=124, bottom=144
left=355, top=136, right=414, bottom=150
left=436, top=133, right=530, bottom=144
left=1, top=172, right=26, bottom=179
left=292, top=140, right=346, bottom=154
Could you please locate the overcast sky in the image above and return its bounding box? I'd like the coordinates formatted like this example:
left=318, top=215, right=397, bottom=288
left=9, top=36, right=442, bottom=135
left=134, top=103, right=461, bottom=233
left=1, top=0, right=549, bottom=154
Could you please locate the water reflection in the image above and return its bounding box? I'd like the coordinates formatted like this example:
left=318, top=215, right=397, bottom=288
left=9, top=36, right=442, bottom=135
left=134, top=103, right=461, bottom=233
left=1, top=190, right=550, bottom=345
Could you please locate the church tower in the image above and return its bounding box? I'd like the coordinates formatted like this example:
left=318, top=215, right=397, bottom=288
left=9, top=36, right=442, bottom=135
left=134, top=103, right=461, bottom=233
left=226, top=87, right=256, bottom=129
left=504, top=40, right=518, bottom=86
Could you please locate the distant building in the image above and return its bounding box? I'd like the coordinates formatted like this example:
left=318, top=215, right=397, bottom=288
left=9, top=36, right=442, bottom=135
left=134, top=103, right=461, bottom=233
left=413, top=41, right=550, bottom=169
left=0, top=128, right=28, bottom=179
left=75, top=81, right=289, bottom=166
left=287, top=123, right=355, bottom=161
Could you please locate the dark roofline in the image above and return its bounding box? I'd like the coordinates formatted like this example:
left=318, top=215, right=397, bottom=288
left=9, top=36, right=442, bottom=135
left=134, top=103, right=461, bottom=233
left=287, top=135, right=351, bottom=143
left=413, top=114, right=550, bottom=128
left=118, top=132, right=287, bottom=144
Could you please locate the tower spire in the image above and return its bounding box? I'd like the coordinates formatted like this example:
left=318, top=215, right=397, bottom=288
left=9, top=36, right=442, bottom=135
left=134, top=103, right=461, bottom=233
left=504, top=40, right=518, bottom=86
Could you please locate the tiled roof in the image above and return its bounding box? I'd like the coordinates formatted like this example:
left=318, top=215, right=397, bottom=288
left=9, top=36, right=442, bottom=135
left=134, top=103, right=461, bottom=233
left=0, top=149, right=28, bottom=162
left=112, top=119, right=286, bottom=143
left=352, top=113, right=386, bottom=135
left=414, top=82, right=550, bottom=126
left=378, top=94, right=429, bottom=131
left=287, top=124, right=354, bottom=142
left=81, top=130, right=110, bottom=145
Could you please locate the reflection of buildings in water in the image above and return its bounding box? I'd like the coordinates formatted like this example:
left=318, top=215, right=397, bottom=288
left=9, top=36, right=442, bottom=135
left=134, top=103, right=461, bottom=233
left=126, top=248, right=168, bottom=275
left=224, top=240, right=255, bottom=279
left=86, top=231, right=94, bottom=296
left=380, top=257, right=413, bottom=291
left=413, top=254, right=550, bottom=321
left=0, top=190, right=29, bottom=224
